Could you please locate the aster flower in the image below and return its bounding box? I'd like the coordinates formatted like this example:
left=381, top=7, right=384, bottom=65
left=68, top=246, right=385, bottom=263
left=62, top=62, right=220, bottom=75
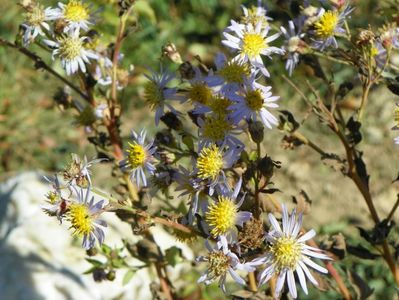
left=196, top=235, right=260, bottom=293
left=22, top=4, right=57, bottom=45
left=63, top=153, right=106, bottom=187
left=54, top=0, right=94, bottom=32
left=312, top=5, right=353, bottom=50
left=42, top=174, right=68, bottom=221
left=229, top=76, right=279, bottom=129
left=205, top=177, right=252, bottom=237
left=120, top=130, right=157, bottom=187
left=257, top=205, right=330, bottom=299
left=280, top=21, right=306, bottom=76
left=205, top=53, right=251, bottom=96
left=143, top=67, right=181, bottom=125
left=195, top=144, right=240, bottom=195
left=66, top=186, right=107, bottom=249
left=182, top=67, right=214, bottom=109
left=45, top=30, right=98, bottom=75
left=222, top=20, right=284, bottom=77
left=240, top=2, right=272, bottom=30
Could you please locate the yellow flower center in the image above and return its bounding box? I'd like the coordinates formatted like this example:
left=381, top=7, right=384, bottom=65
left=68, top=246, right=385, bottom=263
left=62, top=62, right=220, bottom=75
left=270, top=236, right=302, bottom=271
left=242, top=33, right=266, bottom=58
left=196, top=144, right=223, bottom=180
left=127, top=142, right=146, bottom=168
left=207, top=251, right=231, bottom=279
left=58, top=36, right=83, bottom=60
left=208, top=96, right=232, bottom=115
left=144, top=81, right=164, bottom=109
left=68, top=203, right=93, bottom=236
left=314, top=10, right=339, bottom=38
left=203, top=115, right=232, bottom=142
left=206, top=196, right=238, bottom=237
left=245, top=89, right=264, bottom=111
left=218, top=61, right=250, bottom=84
left=369, top=45, right=378, bottom=57
left=64, top=0, right=89, bottom=22
left=26, top=6, right=45, bottom=26
left=188, top=83, right=213, bottom=105
left=46, top=191, right=58, bottom=204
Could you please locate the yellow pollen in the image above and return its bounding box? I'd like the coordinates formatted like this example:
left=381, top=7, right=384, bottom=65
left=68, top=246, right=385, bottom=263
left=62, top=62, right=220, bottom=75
left=196, top=144, right=223, bottom=180
left=144, top=81, right=163, bottom=109
left=26, top=6, right=45, bottom=26
left=242, top=33, right=266, bottom=58
left=218, top=61, right=250, bottom=84
left=207, top=251, right=231, bottom=278
left=245, top=89, right=264, bottom=111
left=314, top=10, right=339, bottom=38
left=369, top=45, right=378, bottom=57
left=270, top=236, right=302, bottom=271
left=64, top=0, right=89, bottom=22
left=203, top=115, right=232, bottom=142
left=68, top=203, right=93, bottom=236
left=58, top=36, right=83, bottom=60
left=127, top=142, right=146, bottom=168
left=206, top=196, right=238, bottom=237
left=188, top=83, right=213, bottom=105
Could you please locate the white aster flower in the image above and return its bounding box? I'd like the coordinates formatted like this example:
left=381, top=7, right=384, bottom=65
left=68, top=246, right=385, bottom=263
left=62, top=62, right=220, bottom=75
left=222, top=20, right=284, bottom=77
left=240, top=2, right=272, bottom=29
left=205, top=177, right=252, bottom=238
left=45, top=30, right=98, bottom=75
left=196, top=235, right=259, bottom=293
left=54, top=0, right=94, bottom=32
left=257, top=205, right=331, bottom=299
left=280, top=20, right=306, bottom=76
left=22, top=4, right=57, bottom=45
left=143, top=66, right=181, bottom=125
left=312, top=5, right=353, bottom=50
left=120, top=130, right=157, bottom=187
left=229, top=76, right=279, bottom=129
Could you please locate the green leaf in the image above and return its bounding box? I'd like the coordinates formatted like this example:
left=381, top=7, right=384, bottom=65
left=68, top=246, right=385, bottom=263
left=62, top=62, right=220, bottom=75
left=122, top=269, right=136, bottom=286
left=85, top=258, right=104, bottom=267
left=165, top=246, right=183, bottom=267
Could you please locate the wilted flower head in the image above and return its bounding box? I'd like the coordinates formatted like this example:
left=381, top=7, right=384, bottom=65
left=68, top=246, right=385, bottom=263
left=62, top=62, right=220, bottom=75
left=196, top=235, right=259, bottom=293
left=240, top=2, right=271, bottom=30
left=257, top=205, right=330, bottom=299
left=205, top=178, right=252, bottom=237
left=280, top=21, right=306, bottom=75
left=45, top=30, right=98, bottom=75
left=63, top=153, right=105, bottom=187
left=22, top=4, right=57, bottom=45
left=42, top=174, right=68, bottom=221
left=120, top=129, right=157, bottom=187
left=222, top=20, right=284, bottom=77
left=66, top=186, right=107, bottom=249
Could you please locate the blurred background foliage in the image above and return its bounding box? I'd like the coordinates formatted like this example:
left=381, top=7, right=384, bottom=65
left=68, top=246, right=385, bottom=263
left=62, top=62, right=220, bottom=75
left=1, top=0, right=399, bottom=299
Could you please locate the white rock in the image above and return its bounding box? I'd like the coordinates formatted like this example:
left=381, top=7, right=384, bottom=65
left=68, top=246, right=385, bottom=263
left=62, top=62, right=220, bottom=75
left=0, top=172, right=193, bottom=300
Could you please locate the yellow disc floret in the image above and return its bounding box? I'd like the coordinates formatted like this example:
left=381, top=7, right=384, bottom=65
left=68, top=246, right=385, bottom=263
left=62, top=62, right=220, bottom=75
left=196, top=144, right=223, bottom=180
left=26, top=5, right=45, bottom=26
left=58, top=35, right=83, bottom=60
left=68, top=203, right=93, bottom=236
left=314, top=10, right=339, bottom=38
left=206, top=196, right=238, bottom=237
left=209, top=96, right=232, bottom=115
left=218, top=61, right=250, bottom=84
left=245, top=89, right=264, bottom=111
left=270, top=236, right=302, bottom=271
left=64, top=0, right=89, bottom=22
left=127, top=142, right=146, bottom=169
left=242, top=33, right=266, bottom=58
left=188, top=83, right=213, bottom=105
left=144, top=81, right=164, bottom=109
left=203, top=115, right=232, bottom=142
left=207, top=251, right=231, bottom=279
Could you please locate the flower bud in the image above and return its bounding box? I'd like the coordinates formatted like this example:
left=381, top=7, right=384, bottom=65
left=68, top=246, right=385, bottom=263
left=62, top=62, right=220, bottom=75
left=86, top=247, right=98, bottom=257
left=179, top=61, right=196, bottom=80
left=257, top=155, right=275, bottom=178
left=248, top=120, right=264, bottom=143
left=106, top=271, right=116, bottom=281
